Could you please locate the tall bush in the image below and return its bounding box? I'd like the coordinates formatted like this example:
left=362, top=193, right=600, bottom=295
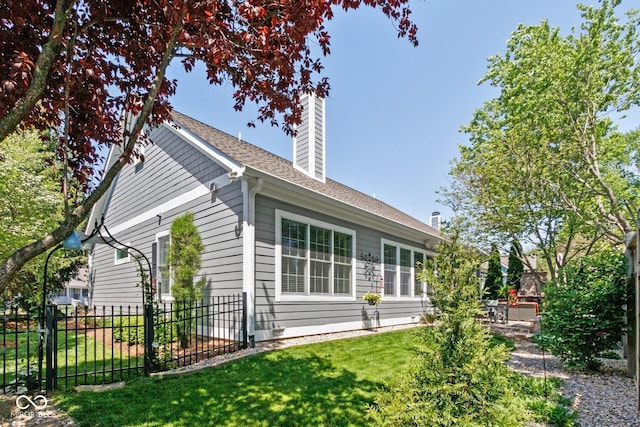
left=506, top=240, right=524, bottom=292
left=542, top=249, right=627, bottom=371
left=169, top=212, right=206, bottom=349
left=367, top=228, right=528, bottom=426
left=484, top=243, right=503, bottom=299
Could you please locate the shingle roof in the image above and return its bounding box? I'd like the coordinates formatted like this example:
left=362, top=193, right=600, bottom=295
left=171, top=110, right=439, bottom=237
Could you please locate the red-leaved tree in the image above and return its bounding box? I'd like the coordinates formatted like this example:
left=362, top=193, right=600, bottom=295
left=0, top=0, right=417, bottom=290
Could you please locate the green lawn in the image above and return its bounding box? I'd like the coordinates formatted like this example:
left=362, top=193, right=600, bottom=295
left=53, top=328, right=144, bottom=390
left=56, top=328, right=418, bottom=427
left=55, top=328, right=573, bottom=427
left=2, top=327, right=143, bottom=391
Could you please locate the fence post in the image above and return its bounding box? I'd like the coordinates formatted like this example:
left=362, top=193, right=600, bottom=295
left=144, top=303, right=155, bottom=375
left=45, top=305, right=56, bottom=393
left=242, top=292, right=248, bottom=349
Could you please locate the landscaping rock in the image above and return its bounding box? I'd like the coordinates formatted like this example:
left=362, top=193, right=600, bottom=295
left=491, top=322, right=639, bottom=427
left=74, top=381, right=125, bottom=393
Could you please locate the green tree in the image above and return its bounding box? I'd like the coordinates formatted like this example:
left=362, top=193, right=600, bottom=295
left=506, top=240, right=524, bottom=292
left=367, top=226, right=528, bottom=426
left=169, top=212, right=206, bottom=349
left=443, top=1, right=640, bottom=280
left=0, top=131, right=82, bottom=308
left=484, top=243, right=502, bottom=299
left=542, top=249, right=627, bottom=371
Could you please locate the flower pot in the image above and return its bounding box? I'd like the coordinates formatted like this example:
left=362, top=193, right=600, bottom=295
left=368, top=300, right=376, bottom=306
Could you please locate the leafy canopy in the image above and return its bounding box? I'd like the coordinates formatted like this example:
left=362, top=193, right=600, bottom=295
left=1, top=0, right=418, bottom=188
left=0, top=0, right=418, bottom=290
left=443, top=0, right=640, bottom=279
left=0, top=131, right=82, bottom=306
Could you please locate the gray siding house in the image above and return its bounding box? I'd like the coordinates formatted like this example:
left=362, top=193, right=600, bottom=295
left=87, top=95, right=441, bottom=342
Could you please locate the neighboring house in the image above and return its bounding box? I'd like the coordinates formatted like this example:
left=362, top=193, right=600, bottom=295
left=51, top=266, right=90, bottom=307
left=517, top=255, right=546, bottom=301
left=86, top=95, right=441, bottom=342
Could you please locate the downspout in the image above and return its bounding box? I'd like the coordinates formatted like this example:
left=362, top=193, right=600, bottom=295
left=242, top=178, right=263, bottom=348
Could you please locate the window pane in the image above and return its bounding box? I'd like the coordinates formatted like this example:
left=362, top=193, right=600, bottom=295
left=309, top=225, right=330, bottom=294
left=158, top=236, right=171, bottom=296
left=282, top=219, right=307, bottom=257
left=334, top=264, right=351, bottom=294
left=333, top=232, right=351, bottom=263
left=282, top=257, right=306, bottom=293
left=333, top=232, right=352, bottom=294
left=310, top=260, right=330, bottom=294
left=115, top=248, right=128, bottom=260
left=282, top=219, right=308, bottom=294
left=400, top=248, right=411, bottom=296
left=414, top=252, right=425, bottom=295
left=310, top=226, right=331, bottom=261
left=384, top=244, right=396, bottom=296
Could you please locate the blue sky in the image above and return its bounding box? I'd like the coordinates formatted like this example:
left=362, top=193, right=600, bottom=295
left=166, top=0, right=637, bottom=226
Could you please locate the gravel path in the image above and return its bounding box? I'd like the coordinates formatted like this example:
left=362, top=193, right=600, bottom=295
left=492, top=322, right=640, bottom=427
left=2, top=322, right=639, bottom=426
left=508, top=338, right=639, bottom=427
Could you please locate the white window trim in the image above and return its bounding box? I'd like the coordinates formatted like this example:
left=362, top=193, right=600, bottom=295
left=275, top=209, right=356, bottom=302
left=156, top=230, right=174, bottom=302
left=113, top=244, right=131, bottom=265
left=381, top=239, right=427, bottom=300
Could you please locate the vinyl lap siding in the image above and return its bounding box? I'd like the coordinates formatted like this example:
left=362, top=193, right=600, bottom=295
left=313, top=96, right=323, bottom=178
left=105, top=125, right=227, bottom=227
left=295, top=135, right=309, bottom=171
left=91, top=130, right=244, bottom=309
left=253, top=195, right=425, bottom=334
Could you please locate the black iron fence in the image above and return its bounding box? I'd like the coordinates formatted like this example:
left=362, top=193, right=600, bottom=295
left=1, top=293, right=247, bottom=394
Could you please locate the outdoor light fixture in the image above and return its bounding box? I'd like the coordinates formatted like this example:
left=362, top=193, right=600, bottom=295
left=63, top=230, right=83, bottom=250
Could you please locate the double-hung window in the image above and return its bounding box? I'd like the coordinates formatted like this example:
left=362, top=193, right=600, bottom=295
left=157, top=233, right=172, bottom=299
left=382, top=239, right=427, bottom=298
left=414, top=252, right=426, bottom=295
left=277, top=210, right=355, bottom=301
left=400, top=248, right=412, bottom=296
left=383, top=244, right=397, bottom=295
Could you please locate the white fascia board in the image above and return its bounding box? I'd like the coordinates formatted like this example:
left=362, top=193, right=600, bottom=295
left=107, top=173, right=232, bottom=236
left=244, top=168, right=441, bottom=244
left=162, top=121, right=243, bottom=175
left=88, top=121, right=245, bottom=237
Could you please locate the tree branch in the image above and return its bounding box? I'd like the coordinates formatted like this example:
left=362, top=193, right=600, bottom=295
left=0, top=0, right=71, bottom=142
left=0, top=5, right=186, bottom=292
